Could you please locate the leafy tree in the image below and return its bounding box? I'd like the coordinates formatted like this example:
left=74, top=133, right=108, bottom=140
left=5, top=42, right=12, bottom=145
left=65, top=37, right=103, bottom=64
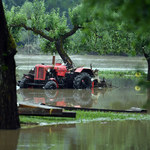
left=45, top=0, right=81, bottom=12
left=67, top=1, right=135, bottom=55
left=0, top=0, right=20, bottom=129
left=69, top=19, right=135, bottom=56
left=83, top=0, right=150, bottom=80
left=3, top=0, right=31, bottom=9
left=3, top=0, right=81, bottom=11
left=6, top=0, right=91, bottom=68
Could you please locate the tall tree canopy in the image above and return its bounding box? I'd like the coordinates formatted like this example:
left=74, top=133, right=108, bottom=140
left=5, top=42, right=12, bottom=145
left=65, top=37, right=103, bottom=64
left=0, top=0, right=20, bottom=129
left=3, top=0, right=81, bottom=11
left=68, top=17, right=135, bottom=56
left=6, top=0, right=92, bottom=68
left=83, top=0, right=150, bottom=80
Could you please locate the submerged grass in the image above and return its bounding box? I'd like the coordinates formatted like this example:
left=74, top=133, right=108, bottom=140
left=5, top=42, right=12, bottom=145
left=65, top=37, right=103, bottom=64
left=19, top=111, right=150, bottom=127
left=76, top=111, right=150, bottom=121
left=99, top=70, right=146, bottom=79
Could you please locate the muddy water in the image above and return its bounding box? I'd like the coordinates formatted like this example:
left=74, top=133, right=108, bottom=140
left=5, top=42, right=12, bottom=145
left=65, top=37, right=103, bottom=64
left=10, top=54, right=150, bottom=150
left=16, top=54, right=148, bottom=111
left=15, top=54, right=147, bottom=72
left=1, top=121, right=150, bottom=150
left=17, top=86, right=148, bottom=111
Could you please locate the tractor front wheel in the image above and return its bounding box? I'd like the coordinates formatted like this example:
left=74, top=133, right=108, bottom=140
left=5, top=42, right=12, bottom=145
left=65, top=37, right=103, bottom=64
left=19, top=78, right=29, bottom=88
left=73, top=72, right=92, bottom=89
left=44, top=81, right=57, bottom=90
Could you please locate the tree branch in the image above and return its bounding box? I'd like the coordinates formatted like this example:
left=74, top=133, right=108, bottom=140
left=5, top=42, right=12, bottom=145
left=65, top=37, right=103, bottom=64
left=63, top=25, right=82, bottom=39
left=11, top=24, right=54, bottom=42
left=22, top=24, right=55, bottom=42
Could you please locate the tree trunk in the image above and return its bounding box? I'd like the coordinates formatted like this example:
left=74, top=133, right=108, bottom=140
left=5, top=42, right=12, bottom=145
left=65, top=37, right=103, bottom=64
left=143, top=88, right=150, bottom=110
left=147, top=58, right=150, bottom=81
left=142, top=47, right=150, bottom=81
left=55, top=39, right=73, bottom=69
left=0, top=0, right=20, bottom=129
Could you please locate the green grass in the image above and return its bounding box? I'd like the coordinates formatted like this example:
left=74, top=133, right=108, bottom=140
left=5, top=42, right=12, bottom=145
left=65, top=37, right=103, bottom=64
left=19, top=111, right=150, bottom=127
left=76, top=111, right=150, bottom=121
left=99, top=70, right=146, bottom=79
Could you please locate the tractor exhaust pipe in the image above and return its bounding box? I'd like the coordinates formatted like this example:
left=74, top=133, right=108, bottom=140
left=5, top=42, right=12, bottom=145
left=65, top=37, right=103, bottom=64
left=52, top=54, right=55, bottom=66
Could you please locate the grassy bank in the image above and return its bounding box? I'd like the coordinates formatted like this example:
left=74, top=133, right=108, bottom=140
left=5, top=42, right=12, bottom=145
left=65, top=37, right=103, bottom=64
left=99, top=70, right=146, bottom=79
left=20, top=111, right=150, bottom=127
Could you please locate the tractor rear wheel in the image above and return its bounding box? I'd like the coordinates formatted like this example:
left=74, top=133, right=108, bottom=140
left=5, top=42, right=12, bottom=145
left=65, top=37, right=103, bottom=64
left=19, top=78, right=29, bottom=88
left=73, top=72, right=92, bottom=89
left=44, top=81, right=57, bottom=90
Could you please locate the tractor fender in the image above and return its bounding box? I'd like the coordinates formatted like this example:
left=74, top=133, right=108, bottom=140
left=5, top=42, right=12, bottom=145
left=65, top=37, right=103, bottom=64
left=48, top=78, right=59, bottom=88
left=75, top=68, right=94, bottom=77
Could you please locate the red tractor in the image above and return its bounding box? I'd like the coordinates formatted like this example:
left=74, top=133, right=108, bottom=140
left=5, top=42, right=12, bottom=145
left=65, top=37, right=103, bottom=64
left=19, top=56, right=98, bottom=89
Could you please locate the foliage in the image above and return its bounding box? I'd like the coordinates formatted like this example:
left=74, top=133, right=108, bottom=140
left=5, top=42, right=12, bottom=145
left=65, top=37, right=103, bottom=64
left=69, top=20, right=135, bottom=55
left=62, top=1, right=136, bottom=56
left=3, top=0, right=27, bottom=9
left=5, top=0, right=95, bottom=58
left=5, top=0, right=150, bottom=62
left=3, top=0, right=81, bottom=11
left=5, top=1, right=61, bottom=52
left=120, top=0, right=150, bottom=34
left=82, top=0, right=150, bottom=80
left=5, top=0, right=137, bottom=57
left=83, top=0, right=150, bottom=53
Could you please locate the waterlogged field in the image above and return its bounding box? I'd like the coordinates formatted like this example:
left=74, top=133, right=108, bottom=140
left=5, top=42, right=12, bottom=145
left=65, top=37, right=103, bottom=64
left=16, top=54, right=148, bottom=111
left=6, top=54, right=149, bottom=150
left=15, top=54, right=147, bottom=74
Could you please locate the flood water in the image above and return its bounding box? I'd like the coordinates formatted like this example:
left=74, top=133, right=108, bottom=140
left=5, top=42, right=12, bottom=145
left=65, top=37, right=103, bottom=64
left=15, top=54, right=147, bottom=72
left=16, top=54, right=149, bottom=111
left=1, top=121, right=150, bottom=150
left=1, top=54, right=150, bottom=150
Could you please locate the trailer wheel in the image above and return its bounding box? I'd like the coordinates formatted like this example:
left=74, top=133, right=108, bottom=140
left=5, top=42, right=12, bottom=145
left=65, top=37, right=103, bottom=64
left=73, top=72, right=92, bottom=89
left=19, top=78, right=29, bottom=88
left=44, top=81, right=57, bottom=90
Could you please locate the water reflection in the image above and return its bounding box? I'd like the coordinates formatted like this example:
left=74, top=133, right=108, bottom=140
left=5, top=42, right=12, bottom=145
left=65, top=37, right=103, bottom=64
left=17, top=88, right=107, bottom=108
left=0, top=121, right=150, bottom=150
left=17, top=84, right=147, bottom=110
